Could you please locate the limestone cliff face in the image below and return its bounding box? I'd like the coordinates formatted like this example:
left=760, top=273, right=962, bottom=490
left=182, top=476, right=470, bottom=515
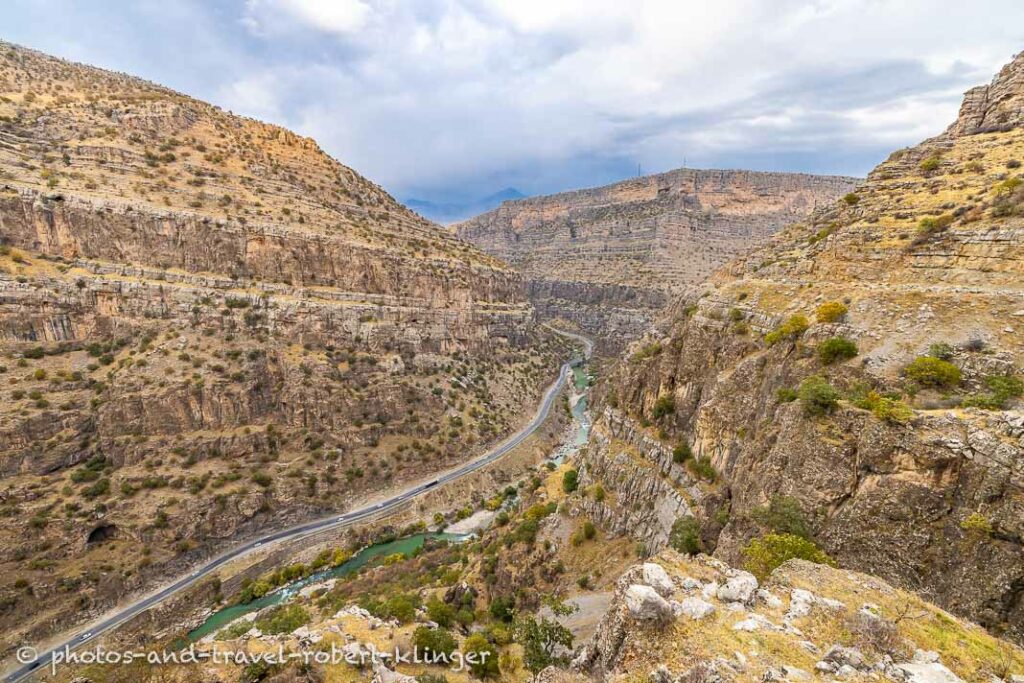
left=456, top=169, right=858, bottom=351
left=0, top=42, right=558, bottom=651
left=578, top=51, right=1024, bottom=643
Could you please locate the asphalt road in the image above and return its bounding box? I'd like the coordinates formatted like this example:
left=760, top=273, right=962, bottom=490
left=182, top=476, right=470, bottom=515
left=4, top=331, right=588, bottom=683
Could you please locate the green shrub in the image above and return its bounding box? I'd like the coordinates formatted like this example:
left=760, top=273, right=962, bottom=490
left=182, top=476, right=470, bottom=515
left=798, top=376, right=840, bottom=416
left=917, top=214, right=954, bottom=234
left=919, top=154, right=941, bottom=173
left=842, top=193, right=860, bottom=206
left=562, top=469, right=579, bottom=494
left=672, top=442, right=692, bottom=463
left=426, top=598, right=456, bottom=628
left=854, top=391, right=913, bottom=424
left=254, top=604, right=309, bottom=635
left=904, top=356, right=961, bottom=388
left=962, top=374, right=1023, bottom=410
left=927, top=342, right=954, bottom=360
left=462, top=632, right=499, bottom=678
left=488, top=595, right=515, bottom=623
left=815, top=302, right=848, bottom=323
left=82, top=478, right=110, bottom=499
left=776, top=387, right=798, bottom=403
left=652, top=394, right=676, bottom=418
left=765, top=315, right=809, bottom=346
left=817, top=337, right=858, bottom=364
left=686, top=456, right=717, bottom=483
left=630, top=342, right=662, bottom=362
left=23, top=346, right=46, bottom=359
left=743, top=532, right=834, bottom=580
left=669, top=517, right=702, bottom=555
left=751, top=495, right=809, bottom=539
left=364, top=593, right=420, bottom=623
left=251, top=471, right=272, bottom=487
left=960, top=512, right=993, bottom=538
left=412, top=626, right=457, bottom=659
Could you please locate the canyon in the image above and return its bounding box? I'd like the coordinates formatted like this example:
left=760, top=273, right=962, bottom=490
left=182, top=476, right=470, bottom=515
left=0, top=41, right=567, bottom=658
left=0, top=38, right=1023, bottom=683
left=456, top=169, right=858, bottom=351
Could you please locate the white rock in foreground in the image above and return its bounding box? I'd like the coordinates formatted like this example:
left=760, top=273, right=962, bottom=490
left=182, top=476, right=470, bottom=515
left=717, top=571, right=759, bottom=604
left=674, top=596, right=716, bottom=620
left=641, top=563, right=676, bottom=597
left=896, top=650, right=965, bottom=683
left=624, top=584, right=673, bottom=622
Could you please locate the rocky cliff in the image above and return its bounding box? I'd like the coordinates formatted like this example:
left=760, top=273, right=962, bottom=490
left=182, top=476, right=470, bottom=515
left=561, top=553, right=1024, bottom=683
left=0, top=42, right=563, bottom=653
left=579, top=51, right=1024, bottom=643
left=456, top=169, right=858, bottom=351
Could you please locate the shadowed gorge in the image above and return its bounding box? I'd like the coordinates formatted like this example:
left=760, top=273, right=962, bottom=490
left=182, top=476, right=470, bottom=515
left=456, top=169, right=858, bottom=352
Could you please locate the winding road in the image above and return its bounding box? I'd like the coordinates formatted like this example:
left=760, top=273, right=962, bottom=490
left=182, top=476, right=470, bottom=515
left=4, top=328, right=591, bottom=683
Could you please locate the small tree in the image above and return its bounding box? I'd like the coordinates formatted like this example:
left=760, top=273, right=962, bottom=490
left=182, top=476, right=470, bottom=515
left=816, top=302, right=848, bottom=323
left=652, top=394, right=676, bottom=418
left=672, top=442, right=693, bottom=463
left=765, top=315, right=809, bottom=345
left=669, top=517, right=702, bottom=555
left=798, top=376, right=840, bottom=416
left=743, top=532, right=834, bottom=580
left=818, top=337, right=858, bottom=364
left=904, top=356, right=961, bottom=388
left=412, top=626, right=458, bottom=660
left=562, top=469, right=579, bottom=494
left=462, top=633, right=499, bottom=678
left=513, top=600, right=575, bottom=676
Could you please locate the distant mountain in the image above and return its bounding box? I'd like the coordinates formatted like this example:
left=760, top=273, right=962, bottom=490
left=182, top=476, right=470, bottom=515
left=405, top=187, right=526, bottom=224
left=455, top=168, right=858, bottom=351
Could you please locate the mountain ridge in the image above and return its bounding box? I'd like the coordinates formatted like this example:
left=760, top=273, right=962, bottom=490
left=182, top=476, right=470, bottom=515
left=455, top=166, right=859, bottom=351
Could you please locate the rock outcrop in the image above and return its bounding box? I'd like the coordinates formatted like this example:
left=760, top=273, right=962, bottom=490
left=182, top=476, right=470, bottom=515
left=580, top=50, right=1024, bottom=643
left=573, top=552, right=1024, bottom=682
left=456, top=168, right=858, bottom=351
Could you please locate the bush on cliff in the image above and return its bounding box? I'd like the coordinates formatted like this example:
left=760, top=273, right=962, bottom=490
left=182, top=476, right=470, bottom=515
left=961, top=374, right=1023, bottom=410
left=669, top=517, right=702, bottom=555
left=686, top=456, right=717, bottom=483
left=743, top=532, right=834, bottom=580
left=562, top=469, right=579, bottom=493
left=816, top=302, right=848, bottom=323
left=652, top=394, right=676, bottom=419
left=854, top=390, right=914, bottom=424
left=798, top=376, right=840, bottom=416
left=751, top=495, right=810, bottom=539
left=765, top=315, right=809, bottom=346
left=904, top=356, right=961, bottom=388
left=817, top=336, right=858, bottom=364
left=672, top=442, right=693, bottom=463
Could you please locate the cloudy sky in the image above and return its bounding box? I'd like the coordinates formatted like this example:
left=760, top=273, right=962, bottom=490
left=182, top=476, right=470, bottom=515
left=5, top=1, right=1024, bottom=206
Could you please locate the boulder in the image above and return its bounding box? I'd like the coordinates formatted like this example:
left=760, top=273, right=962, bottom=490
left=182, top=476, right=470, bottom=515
left=624, top=584, right=673, bottom=622
left=895, top=651, right=965, bottom=683
left=674, top=596, right=716, bottom=620
left=717, top=571, right=758, bottom=604
left=641, top=563, right=676, bottom=597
